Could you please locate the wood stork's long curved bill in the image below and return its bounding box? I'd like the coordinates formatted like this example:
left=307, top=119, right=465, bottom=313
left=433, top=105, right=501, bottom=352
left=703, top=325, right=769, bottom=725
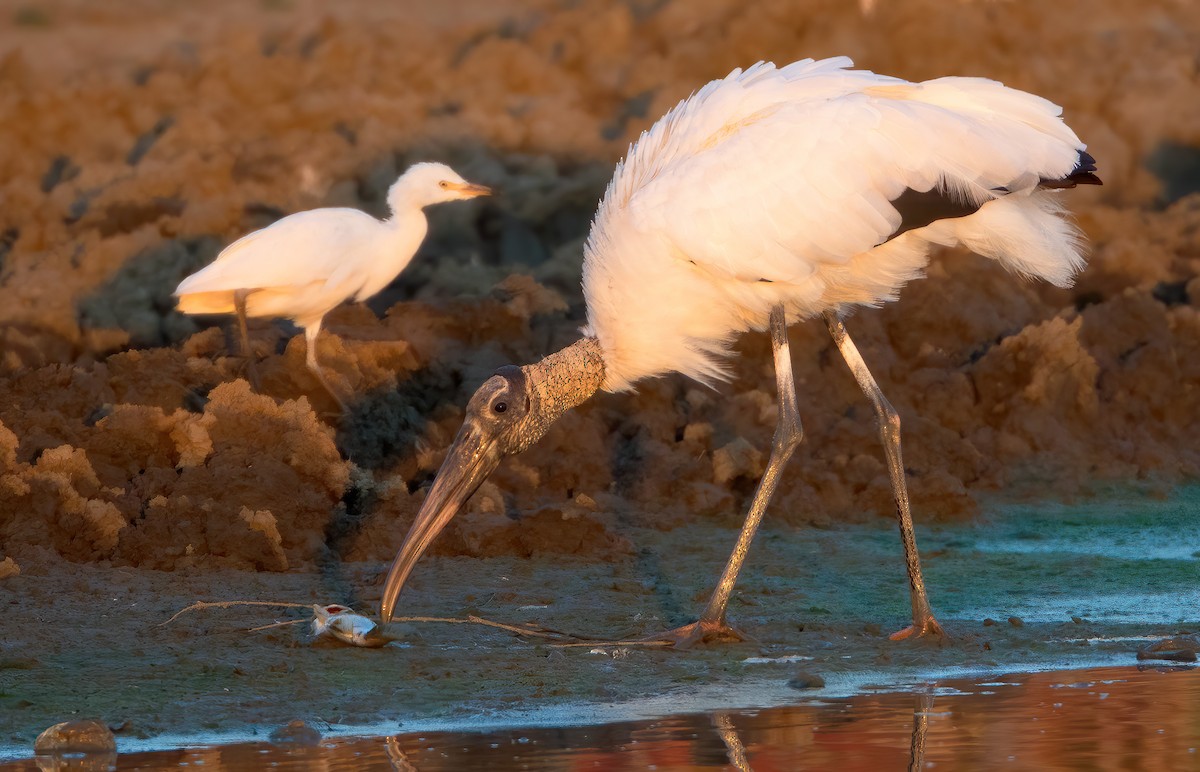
left=379, top=351, right=606, bottom=623
left=379, top=416, right=503, bottom=623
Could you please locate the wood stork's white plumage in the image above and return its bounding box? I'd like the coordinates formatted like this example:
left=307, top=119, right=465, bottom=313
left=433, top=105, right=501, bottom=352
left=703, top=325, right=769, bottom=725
left=174, top=162, right=490, bottom=409
left=378, top=57, right=1100, bottom=645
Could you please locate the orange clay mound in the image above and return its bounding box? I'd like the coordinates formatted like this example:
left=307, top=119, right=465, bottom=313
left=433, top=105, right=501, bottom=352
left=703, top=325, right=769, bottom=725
left=0, top=0, right=1198, bottom=569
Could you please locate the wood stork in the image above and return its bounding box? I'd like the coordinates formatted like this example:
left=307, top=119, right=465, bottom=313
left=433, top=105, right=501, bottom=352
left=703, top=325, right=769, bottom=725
left=379, top=57, right=1100, bottom=646
left=174, top=162, right=490, bottom=409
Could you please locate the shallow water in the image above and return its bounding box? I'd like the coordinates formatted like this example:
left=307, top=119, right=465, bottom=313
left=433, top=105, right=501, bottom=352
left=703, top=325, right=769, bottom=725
left=6, top=665, right=1197, bottom=771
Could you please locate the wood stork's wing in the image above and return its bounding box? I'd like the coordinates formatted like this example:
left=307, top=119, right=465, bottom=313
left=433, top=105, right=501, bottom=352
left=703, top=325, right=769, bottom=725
left=175, top=208, right=380, bottom=297
left=616, top=61, right=1085, bottom=284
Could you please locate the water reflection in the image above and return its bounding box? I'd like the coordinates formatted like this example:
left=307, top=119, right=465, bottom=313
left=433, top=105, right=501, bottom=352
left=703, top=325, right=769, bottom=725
left=384, top=736, right=416, bottom=771
left=907, top=694, right=932, bottom=772
left=712, top=712, right=751, bottom=771
left=4, top=666, right=1198, bottom=771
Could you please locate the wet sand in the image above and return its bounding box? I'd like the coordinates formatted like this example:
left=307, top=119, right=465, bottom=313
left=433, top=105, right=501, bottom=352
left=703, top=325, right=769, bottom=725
left=1, top=491, right=1196, bottom=758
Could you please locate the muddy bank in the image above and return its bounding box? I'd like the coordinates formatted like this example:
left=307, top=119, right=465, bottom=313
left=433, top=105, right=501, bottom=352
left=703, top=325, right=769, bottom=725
left=0, top=1, right=1199, bottom=571
left=4, top=255, right=1200, bottom=570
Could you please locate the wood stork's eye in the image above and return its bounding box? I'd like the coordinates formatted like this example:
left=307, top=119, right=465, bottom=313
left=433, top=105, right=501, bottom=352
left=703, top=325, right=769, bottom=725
left=438, top=180, right=449, bottom=189
left=493, top=401, right=507, bottom=414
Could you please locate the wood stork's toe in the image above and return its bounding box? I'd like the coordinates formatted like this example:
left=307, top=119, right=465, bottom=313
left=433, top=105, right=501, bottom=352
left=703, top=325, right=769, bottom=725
left=889, top=614, right=948, bottom=643
left=639, top=618, right=755, bottom=650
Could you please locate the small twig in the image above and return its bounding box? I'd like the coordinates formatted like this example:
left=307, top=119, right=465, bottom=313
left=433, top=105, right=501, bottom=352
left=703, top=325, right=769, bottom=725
left=164, top=600, right=628, bottom=643
left=386, top=615, right=588, bottom=642
left=158, top=600, right=312, bottom=627
left=550, top=639, right=674, bottom=648
left=247, top=619, right=307, bottom=633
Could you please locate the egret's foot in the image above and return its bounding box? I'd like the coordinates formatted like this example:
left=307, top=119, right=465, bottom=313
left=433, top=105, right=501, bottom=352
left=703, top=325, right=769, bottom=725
left=243, top=358, right=263, bottom=393
left=307, top=365, right=349, bottom=414
left=325, top=392, right=349, bottom=415
left=639, top=618, right=753, bottom=650
left=889, top=613, right=947, bottom=642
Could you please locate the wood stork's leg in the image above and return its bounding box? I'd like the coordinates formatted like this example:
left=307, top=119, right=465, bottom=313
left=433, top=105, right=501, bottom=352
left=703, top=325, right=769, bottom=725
left=303, top=319, right=348, bottom=413
left=232, top=289, right=262, bottom=392
left=642, top=304, right=803, bottom=648
left=823, top=312, right=945, bottom=640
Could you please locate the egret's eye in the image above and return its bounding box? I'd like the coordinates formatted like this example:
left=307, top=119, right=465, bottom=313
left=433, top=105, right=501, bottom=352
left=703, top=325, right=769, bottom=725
left=493, top=401, right=508, bottom=414
left=438, top=180, right=449, bottom=189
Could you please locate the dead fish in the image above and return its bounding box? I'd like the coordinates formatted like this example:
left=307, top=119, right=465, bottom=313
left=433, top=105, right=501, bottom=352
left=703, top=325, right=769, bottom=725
left=311, top=604, right=392, bottom=648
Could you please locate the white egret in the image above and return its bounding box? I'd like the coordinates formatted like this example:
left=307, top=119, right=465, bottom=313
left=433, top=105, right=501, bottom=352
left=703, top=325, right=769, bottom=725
left=378, top=58, right=1100, bottom=646
left=174, top=162, right=491, bottom=409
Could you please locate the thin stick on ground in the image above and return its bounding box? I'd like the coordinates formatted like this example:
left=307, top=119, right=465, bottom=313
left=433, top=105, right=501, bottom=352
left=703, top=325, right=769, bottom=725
left=247, top=619, right=307, bottom=633
left=550, top=639, right=675, bottom=649
left=158, top=600, right=312, bottom=627
left=391, top=615, right=586, bottom=641
left=158, top=600, right=603, bottom=642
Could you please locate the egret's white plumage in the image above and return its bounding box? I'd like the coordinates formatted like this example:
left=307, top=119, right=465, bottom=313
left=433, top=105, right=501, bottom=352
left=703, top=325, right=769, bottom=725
left=175, top=162, right=490, bottom=406
left=378, top=57, right=1099, bottom=645
left=583, top=57, right=1092, bottom=391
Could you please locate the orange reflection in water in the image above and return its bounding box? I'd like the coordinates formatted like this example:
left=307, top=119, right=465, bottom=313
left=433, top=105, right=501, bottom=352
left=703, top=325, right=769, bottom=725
left=7, top=665, right=1198, bottom=771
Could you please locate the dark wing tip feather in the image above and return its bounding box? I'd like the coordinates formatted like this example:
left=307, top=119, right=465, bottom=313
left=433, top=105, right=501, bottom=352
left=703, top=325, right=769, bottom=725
left=1039, top=150, right=1102, bottom=189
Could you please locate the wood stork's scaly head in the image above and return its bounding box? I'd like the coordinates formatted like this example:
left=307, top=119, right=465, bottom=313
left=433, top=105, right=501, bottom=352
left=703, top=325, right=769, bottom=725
left=388, top=162, right=491, bottom=212
left=379, top=338, right=605, bottom=623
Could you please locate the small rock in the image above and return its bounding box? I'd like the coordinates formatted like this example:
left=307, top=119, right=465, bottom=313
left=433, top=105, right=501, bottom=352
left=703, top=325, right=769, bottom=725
left=982, top=618, right=997, bottom=627
left=34, top=719, right=116, bottom=754
left=1071, top=616, right=1084, bottom=624
left=1136, top=637, right=1200, bottom=663
left=0, top=657, right=39, bottom=670
left=1008, top=616, right=1024, bottom=628
left=269, top=719, right=321, bottom=747
left=1141, top=636, right=1199, bottom=652
left=787, top=670, right=826, bottom=689
left=0, top=557, right=19, bottom=580
left=1137, top=649, right=1198, bottom=663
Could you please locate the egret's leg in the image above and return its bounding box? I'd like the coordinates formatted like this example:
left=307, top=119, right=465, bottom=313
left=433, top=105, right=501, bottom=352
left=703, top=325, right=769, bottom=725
left=644, top=304, right=803, bottom=648
left=303, top=319, right=348, bottom=412
left=823, top=312, right=944, bottom=640
left=233, top=290, right=262, bottom=392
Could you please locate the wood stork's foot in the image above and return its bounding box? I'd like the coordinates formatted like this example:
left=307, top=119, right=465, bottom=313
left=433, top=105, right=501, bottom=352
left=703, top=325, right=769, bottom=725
left=639, top=618, right=754, bottom=650
left=889, top=613, right=947, bottom=642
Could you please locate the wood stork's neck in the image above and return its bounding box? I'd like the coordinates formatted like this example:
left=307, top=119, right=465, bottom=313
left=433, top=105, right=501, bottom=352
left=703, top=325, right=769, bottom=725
left=519, top=337, right=605, bottom=445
